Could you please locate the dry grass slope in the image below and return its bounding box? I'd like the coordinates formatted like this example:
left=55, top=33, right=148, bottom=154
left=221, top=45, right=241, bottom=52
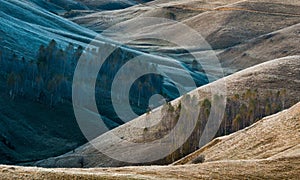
left=71, top=0, right=300, bottom=74
left=32, top=55, right=300, bottom=168
left=1, top=101, right=299, bottom=179
left=174, top=102, right=300, bottom=165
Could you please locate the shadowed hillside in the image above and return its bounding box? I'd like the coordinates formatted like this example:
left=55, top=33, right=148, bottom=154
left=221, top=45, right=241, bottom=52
left=33, top=56, right=300, bottom=168
left=1, top=101, right=300, bottom=179
left=0, top=0, right=214, bottom=164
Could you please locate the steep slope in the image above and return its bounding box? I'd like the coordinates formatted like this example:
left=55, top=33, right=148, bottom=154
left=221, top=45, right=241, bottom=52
left=174, top=101, right=300, bottom=165
left=1, top=101, right=300, bottom=179
left=33, top=56, right=300, bottom=168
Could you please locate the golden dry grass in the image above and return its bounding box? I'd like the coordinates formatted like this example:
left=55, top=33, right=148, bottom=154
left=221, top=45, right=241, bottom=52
left=1, top=102, right=300, bottom=179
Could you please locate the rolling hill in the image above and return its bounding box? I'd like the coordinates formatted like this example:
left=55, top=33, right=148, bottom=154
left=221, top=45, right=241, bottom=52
left=218, top=22, right=300, bottom=72
left=33, top=55, right=300, bottom=168
left=29, top=0, right=153, bottom=14
left=174, top=100, right=300, bottom=165
left=1, top=1, right=300, bottom=179
left=0, top=0, right=215, bottom=164
left=1, top=96, right=300, bottom=179
left=70, top=0, right=300, bottom=74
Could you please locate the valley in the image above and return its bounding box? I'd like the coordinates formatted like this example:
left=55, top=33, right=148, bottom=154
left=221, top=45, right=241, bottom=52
left=0, top=0, right=299, bottom=179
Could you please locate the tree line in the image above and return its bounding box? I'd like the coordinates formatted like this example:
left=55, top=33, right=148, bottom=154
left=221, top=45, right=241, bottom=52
left=0, top=40, right=82, bottom=107
left=139, top=88, right=293, bottom=164
left=0, top=40, right=169, bottom=126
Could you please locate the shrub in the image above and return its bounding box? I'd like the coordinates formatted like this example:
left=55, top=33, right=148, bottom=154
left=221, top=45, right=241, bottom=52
left=191, top=154, right=205, bottom=164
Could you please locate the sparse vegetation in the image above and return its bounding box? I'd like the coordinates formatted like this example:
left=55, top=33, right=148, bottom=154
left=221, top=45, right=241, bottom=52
left=1, top=1, right=300, bottom=179
left=0, top=40, right=82, bottom=106
left=154, top=86, right=297, bottom=165
left=191, top=155, right=205, bottom=164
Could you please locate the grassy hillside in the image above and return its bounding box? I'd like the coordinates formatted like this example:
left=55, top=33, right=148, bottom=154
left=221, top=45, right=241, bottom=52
left=1, top=101, right=299, bottom=179
left=0, top=73, right=86, bottom=164
left=0, top=0, right=215, bottom=164
left=33, top=56, right=300, bottom=168
left=218, top=22, right=300, bottom=73
left=71, top=0, right=300, bottom=75
left=1, top=1, right=300, bottom=179
left=174, top=101, right=300, bottom=165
